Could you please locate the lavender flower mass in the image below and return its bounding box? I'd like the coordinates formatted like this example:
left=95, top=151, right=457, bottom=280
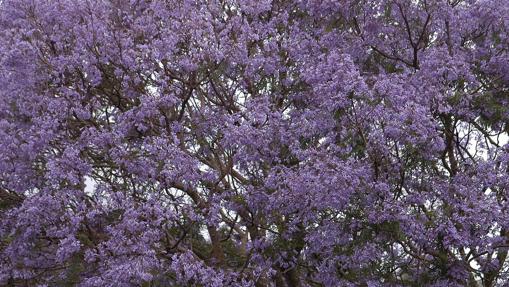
left=1, top=0, right=509, bottom=286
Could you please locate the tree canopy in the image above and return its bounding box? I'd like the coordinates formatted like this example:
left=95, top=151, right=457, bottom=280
left=1, top=0, right=509, bottom=286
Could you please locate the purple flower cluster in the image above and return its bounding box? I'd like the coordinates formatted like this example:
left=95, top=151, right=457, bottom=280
left=1, top=0, right=509, bottom=286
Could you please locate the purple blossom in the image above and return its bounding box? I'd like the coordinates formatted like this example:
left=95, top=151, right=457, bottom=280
left=1, top=0, right=509, bottom=286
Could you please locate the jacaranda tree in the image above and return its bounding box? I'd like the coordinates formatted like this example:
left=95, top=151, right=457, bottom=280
left=1, top=0, right=509, bottom=286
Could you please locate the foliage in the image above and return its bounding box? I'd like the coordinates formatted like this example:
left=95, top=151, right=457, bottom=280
left=1, top=0, right=509, bottom=286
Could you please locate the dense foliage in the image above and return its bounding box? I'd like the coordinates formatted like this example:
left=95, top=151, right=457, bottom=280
left=1, top=0, right=509, bottom=286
